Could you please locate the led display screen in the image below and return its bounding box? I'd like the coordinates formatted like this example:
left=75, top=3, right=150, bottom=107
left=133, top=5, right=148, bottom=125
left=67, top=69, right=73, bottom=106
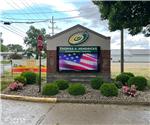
left=57, top=46, right=100, bottom=72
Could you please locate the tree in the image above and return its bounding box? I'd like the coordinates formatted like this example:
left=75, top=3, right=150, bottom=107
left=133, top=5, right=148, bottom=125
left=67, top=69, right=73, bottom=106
left=93, top=1, right=150, bottom=36
left=93, top=1, right=150, bottom=73
left=24, top=26, right=47, bottom=59
left=7, top=44, right=23, bottom=52
left=9, top=53, right=22, bottom=59
left=0, top=32, right=8, bottom=52
left=0, top=41, right=8, bottom=52
left=23, top=48, right=34, bottom=59
left=0, top=32, right=3, bottom=43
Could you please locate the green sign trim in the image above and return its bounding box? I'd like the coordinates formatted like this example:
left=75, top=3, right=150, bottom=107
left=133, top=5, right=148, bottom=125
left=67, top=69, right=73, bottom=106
left=59, top=46, right=98, bottom=53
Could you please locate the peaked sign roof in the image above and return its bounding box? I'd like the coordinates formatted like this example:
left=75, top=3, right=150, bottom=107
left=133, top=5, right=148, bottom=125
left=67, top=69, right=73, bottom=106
left=47, top=24, right=110, bottom=40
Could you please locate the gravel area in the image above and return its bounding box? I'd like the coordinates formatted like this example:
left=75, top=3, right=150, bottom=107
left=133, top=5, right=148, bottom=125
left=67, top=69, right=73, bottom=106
left=2, top=83, right=150, bottom=103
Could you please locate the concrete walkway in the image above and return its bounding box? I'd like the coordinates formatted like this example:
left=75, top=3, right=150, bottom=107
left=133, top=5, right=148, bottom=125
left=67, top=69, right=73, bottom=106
left=1, top=99, right=150, bottom=125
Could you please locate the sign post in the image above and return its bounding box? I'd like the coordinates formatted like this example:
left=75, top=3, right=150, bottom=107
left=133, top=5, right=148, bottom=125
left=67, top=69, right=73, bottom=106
left=37, top=35, right=43, bottom=92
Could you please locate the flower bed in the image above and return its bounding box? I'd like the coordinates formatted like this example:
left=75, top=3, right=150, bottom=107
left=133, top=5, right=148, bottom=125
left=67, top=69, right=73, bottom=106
left=2, top=72, right=150, bottom=104
left=2, top=83, right=150, bottom=104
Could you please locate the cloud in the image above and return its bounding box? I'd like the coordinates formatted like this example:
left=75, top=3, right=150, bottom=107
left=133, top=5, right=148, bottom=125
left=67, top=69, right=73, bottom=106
left=124, top=33, right=150, bottom=49
left=0, top=0, right=149, bottom=50
left=0, top=0, right=79, bottom=16
left=110, top=30, right=150, bottom=49
left=77, top=1, right=108, bottom=31
left=1, top=26, right=25, bottom=47
left=31, top=0, right=81, bottom=17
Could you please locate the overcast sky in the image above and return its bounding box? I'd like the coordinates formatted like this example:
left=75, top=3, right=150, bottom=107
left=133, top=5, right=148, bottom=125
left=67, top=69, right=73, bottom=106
left=0, top=0, right=149, bottom=49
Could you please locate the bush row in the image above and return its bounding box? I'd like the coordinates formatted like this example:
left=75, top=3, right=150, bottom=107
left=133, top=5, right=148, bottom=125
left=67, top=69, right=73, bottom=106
left=14, top=71, right=38, bottom=85
left=42, top=79, right=70, bottom=96
left=42, top=72, right=147, bottom=97
left=13, top=71, right=147, bottom=97
left=115, top=72, right=147, bottom=91
left=42, top=78, right=118, bottom=97
left=42, top=80, right=86, bottom=96
left=42, top=81, right=118, bottom=97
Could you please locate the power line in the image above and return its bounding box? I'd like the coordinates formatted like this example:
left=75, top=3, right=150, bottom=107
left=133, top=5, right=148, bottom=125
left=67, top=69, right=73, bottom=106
left=1, top=25, right=24, bottom=38
left=19, top=0, right=47, bottom=28
left=0, top=19, right=49, bottom=24
left=2, top=0, right=39, bottom=29
left=1, top=7, right=95, bottom=15
left=1, top=11, right=96, bottom=21
left=0, top=12, right=97, bottom=24
left=4, top=25, right=25, bottom=36
left=1, top=0, right=96, bottom=30
left=31, top=0, right=51, bottom=28
left=10, top=25, right=26, bottom=35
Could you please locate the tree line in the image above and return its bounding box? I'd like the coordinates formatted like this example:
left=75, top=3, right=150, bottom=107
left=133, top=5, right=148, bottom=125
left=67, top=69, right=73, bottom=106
left=0, top=25, right=48, bottom=59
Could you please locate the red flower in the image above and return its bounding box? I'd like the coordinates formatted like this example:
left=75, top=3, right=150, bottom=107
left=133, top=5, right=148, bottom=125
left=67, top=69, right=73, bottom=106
left=8, top=82, right=23, bottom=91
left=122, top=85, right=137, bottom=97
left=122, top=86, right=130, bottom=93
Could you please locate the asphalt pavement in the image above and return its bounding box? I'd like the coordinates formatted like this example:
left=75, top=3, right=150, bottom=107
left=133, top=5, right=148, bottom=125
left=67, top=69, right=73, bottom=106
left=1, top=99, right=150, bottom=125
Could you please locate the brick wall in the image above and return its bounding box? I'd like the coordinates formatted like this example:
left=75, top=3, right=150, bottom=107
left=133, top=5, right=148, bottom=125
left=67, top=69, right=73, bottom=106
left=47, top=50, right=111, bottom=82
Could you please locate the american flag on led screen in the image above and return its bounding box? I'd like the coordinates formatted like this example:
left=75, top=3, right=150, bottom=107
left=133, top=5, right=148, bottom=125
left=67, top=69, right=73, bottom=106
left=59, top=53, right=98, bottom=71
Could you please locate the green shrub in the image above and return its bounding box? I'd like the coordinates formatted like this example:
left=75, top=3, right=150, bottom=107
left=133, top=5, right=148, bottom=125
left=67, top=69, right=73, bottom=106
left=68, top=83, right=86, bottom=96
left=21, top=72, right=36, bottom=84
left=91, top=77, right=103, bottom=89
left=54, top=79, right=69, bottom=90
left=100, top=83, right=118, bottom=97
left=14, top=76, right=26, bottom=84
left=42, top=83, right=59, bottom=96
left=147, top=80, right=150, bottom=89
left=115, top=81, right=123, bottom=89
left=127, top=76, right=147, bottom=91
left=122, top=72, right=134, bottom=77
left=116, top=74, right=130, bottom=85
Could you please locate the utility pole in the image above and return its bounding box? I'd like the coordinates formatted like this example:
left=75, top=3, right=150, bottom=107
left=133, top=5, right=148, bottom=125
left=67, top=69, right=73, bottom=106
left=49, top=16, right=61, bottom=36
left=121, top=29, right=124, bottom=73
left=49, top=16, right=56, bottom=36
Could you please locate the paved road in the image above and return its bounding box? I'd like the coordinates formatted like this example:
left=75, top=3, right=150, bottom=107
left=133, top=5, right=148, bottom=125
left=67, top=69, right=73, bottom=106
left=1, top=99, right=150, bottom=125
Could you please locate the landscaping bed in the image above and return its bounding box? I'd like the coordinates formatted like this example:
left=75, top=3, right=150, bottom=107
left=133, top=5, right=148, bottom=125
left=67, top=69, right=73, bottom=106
left=1, top=71, right=150, bottom=104
left=2, top=83, right=150, bottom=104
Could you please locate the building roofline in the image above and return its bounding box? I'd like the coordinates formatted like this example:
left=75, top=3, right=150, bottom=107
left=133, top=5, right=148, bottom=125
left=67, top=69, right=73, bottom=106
left=46, top=24, right=110, bottom=40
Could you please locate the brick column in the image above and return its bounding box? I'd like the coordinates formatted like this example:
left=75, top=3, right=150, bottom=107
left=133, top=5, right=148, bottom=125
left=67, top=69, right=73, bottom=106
left=100, top=50, right=111, bottom=79
left=47, top=50, right=57, bottom=73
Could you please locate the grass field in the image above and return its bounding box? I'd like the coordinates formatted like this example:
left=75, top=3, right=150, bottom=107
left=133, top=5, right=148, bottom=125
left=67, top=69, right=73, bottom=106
left=111, top=63, right=150, bottom=88
left=0, top=72, right=46, bottom=91
left=111, top=63, right=150, bottom=80
left=1, top=63, right=150, bottom=91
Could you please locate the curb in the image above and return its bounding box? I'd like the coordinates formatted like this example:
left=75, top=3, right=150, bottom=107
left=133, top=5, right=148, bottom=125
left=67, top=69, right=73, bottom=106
left=1, top=94, right=57, bottom=103
left=1, top=94, right=150, bottom=106
left=57, top=98, right=150, bottom=106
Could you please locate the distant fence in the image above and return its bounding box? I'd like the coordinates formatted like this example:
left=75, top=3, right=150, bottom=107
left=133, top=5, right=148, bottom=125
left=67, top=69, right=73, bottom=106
left=0, top=59, right=46, bottom=75
left=12, top=59, right=46, bottom=66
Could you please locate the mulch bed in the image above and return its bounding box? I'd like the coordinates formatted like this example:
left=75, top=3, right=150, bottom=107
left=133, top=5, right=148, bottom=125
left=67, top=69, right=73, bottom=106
left=2, top=83, right=150, bottom=104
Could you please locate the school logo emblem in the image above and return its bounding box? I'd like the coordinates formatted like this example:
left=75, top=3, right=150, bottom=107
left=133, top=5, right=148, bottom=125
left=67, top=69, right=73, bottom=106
left=68, top=31, right=89, bottom=45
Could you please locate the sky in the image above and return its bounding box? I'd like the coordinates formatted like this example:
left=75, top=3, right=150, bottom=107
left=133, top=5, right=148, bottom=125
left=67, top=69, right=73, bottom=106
left=0, top=0, right=149, bottom=50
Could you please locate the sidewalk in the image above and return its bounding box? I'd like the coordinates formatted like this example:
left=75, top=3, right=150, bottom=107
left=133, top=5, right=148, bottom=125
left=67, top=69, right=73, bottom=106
left=1, top=99, right=150, bottom=125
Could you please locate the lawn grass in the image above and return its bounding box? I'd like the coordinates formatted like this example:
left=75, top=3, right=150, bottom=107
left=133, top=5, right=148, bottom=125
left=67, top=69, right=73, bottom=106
left=0, top=71, right=46, bottom=91
left=0, top=81, right=12, bottom=91
left=147, top=80, right=150, bottom=89
left=111, top=63, right=150, bottom=80
left=1, top=63, right=149, bottom=91
left=0, top=60, right=11, bottom=64
left=111, top=63, right=150, bottom=90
